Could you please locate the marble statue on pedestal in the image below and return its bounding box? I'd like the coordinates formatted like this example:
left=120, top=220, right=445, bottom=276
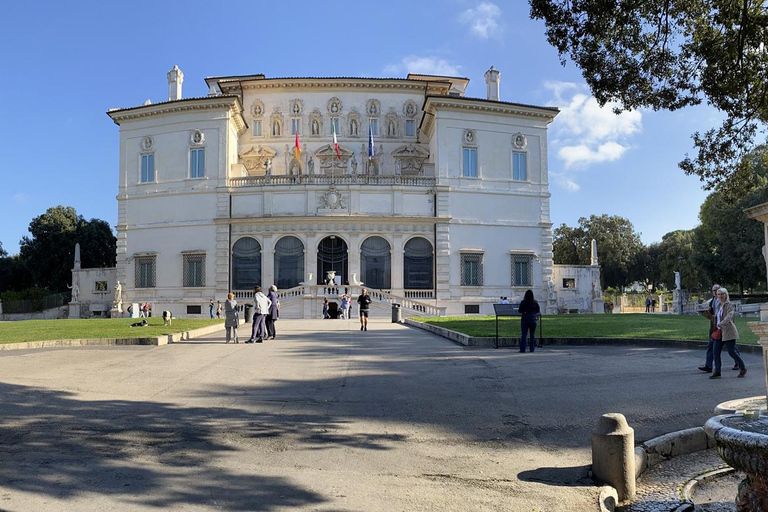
left=68, top=282, right=80, bottom=303
left=674, top=271, right=681, bottom=290
left=113, top=281, right=122, bottom=307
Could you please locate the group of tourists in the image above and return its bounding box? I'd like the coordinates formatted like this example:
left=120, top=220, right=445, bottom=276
left=209, top=299, right=223, bottom=319
left=699, top=283, right=747, bottom=379
left=321, top=289, right=372, bottom=330
left=222, top=285, right=280, bottom=344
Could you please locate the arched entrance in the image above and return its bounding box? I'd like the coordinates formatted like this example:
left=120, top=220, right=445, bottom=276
left=404, top=237, right=433, bottom=289
left=361, top=236, right=391, bottom=289
left=231, top=237, right=262, bottom=290
left=317, top=236, right=348, bottom=285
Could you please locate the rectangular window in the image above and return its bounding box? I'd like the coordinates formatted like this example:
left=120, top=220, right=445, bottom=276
left=405, top=120, right=415, bottom=137
left=183, top=253, right=205, bottom=287
left=190, top=148, right=205, bottom=178
left=511, top=254, right=534, bottom=287
left=563, top=278, right=576, bottom=289
left=464, top=304, right=480, bottom=314
left=462, top=147, right=477, bottom=177
left=370, top=119, right=378, bottom=136
left=187, top=305, right=202, bottom=315
left=135, top=256, right=156, bottom=288
left=291, top=118, right=301, bottom=135
left=141, top=153, right=155, bottom=183
left=95, top=281, right=108, bottom=292
left=513, top=151, right=527, bottom=181
left=460, top=253, right=483, bottom=286
left=329, top=117, right=339, bottom=135
left=253, top=120, right=262, bottom=137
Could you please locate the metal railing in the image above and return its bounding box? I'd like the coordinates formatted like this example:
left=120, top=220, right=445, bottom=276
left=229, top=174, right=436, bottom=188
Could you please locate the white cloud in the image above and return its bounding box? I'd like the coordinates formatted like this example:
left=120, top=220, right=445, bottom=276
left=12, top=193, right=29, bottom=202
left=459, top=3, right=502, bottom=39
left=383, top=56, right=461, bottom=77
left=545, top=81, right=642, bottom=175
left=551, top=172, right=581, bottom=192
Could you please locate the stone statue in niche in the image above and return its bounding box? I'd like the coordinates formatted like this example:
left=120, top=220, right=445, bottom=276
left=350, top=119, right=358, bottom=136
left=351, top=154, right=358, bottom=174
left=388, top=121, right=395, bottom=137
left=265, top=158, right=272, bottom=175
left=289, top=160, right=300, bottom=175
left=307, top=158, right=315, bottom=175
left=272, top=122, right=280, bottom=137
left=312, top=119, right=319, bottom=136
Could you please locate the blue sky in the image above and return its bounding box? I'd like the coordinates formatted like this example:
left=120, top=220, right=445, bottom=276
left=0, top=0, right=714, bottom=256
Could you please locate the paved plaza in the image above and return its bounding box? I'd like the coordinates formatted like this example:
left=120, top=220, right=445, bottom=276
left=0, top=318, right=764, bottom=511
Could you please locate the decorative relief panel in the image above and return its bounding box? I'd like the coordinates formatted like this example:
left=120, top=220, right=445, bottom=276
left=463, top=129, right=477, bottom=145
left=403, top=100, right=418, bottom=118
left=327, top=97, right=343, bottom=116
left=513, top=132, right=527, bottom=149
left=290, top=99, right=303, bottom=116
left=251, top=100, right=264, bottom=117
left=240, top=145, right=277, bottom=175
left=318, top=185, right=347, bottom=211
left=141, top=136, right=153, bottom=150
left=366, top=99, right=380, bottom=117
left=391, top=144, right=430, bottom=175
left=190, top=129, right=205, bottom=146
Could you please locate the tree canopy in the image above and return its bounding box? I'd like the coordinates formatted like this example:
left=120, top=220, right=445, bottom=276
left=18, top=206, right=116, bottom=293
left=530, top=0, right=768, bottom=191
left=553, top=214, right=645, bottom=288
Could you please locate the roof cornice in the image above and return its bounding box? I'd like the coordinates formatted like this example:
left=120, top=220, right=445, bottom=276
left=107, top=96, right=247, bottom=135
left=744, top=201, right=768, bottom=222
left=423, top=95, right=559, bottom=123
left=215, top=78, right=449, bottom=95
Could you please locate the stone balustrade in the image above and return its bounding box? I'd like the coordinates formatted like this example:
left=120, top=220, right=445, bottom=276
left=228, top=174, right=436, bottom=188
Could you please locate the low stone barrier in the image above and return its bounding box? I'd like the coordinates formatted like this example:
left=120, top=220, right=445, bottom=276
left=0, top=323, right=225, bottom=351
left=403, top=318, right=764, bottom=354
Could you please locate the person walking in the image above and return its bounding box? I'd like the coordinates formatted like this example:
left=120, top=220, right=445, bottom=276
left=357, top=288, right=372, bottom=331
left=224, top=293, right=239, bottom=344
left=265, top=285, right=279, bottom=340
left=322, top=297, right=330, bottom=319
left=709, top=287, right=747, bottom=379
left=518, top=289, right=541, bottom=353
left=246, top=286, right=271, bottom=344
left=216, top=300, right=223, bottom=319
left=699, top=284, right=722, bottom=373
left=645, top=296, right=651, bottom=313
left=209, top=299, right=215, bottom=319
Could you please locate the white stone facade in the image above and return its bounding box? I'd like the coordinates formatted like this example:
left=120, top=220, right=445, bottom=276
left=107, top=69, right=565, bottom=318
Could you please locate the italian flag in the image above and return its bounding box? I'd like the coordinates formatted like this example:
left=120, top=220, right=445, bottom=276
left=332, top=121, right=341, bottom=160
left=294, top=129, right=301, bottom=159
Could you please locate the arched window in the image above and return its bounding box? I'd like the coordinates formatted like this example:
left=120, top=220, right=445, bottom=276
left=231, top=237, right=261, bottom=290
left=361, top=236, right=391, bottom=289
left=317, top=236, right=348, bottom=285
left=404, top=237, right=433, bottom=289
left=274, top=236, right=304, bottom=289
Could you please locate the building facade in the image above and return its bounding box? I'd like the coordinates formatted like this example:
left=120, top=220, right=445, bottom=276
left=106, top=66, right=567, bottom=318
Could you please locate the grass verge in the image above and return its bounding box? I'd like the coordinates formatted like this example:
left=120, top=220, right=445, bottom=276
left=419, top=314, right=761, bottom=345
left=0, top=318, right=224, bottom=344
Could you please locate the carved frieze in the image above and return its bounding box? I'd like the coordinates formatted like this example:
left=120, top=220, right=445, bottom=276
left=318, top=185, right=347, bottom=211
left=240, top=145, right=278, bottom=175
left=391, top=143, right=430, bottom=176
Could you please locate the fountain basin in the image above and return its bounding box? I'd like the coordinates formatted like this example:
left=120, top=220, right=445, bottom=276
left=705, top=414, right=768, bottom=511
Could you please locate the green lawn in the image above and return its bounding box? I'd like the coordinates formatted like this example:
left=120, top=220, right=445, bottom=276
left=0, top=318, right=224, bottom=344
left=420, top=314, right=762, bottom=345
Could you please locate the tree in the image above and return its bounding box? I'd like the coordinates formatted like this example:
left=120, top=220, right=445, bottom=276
left=18, top=206, right=116, bottom=292
left=655, top=230, right=709, bottom=293
left=530, top=0, right=768, bottom=191
left=0, top=241, right=6, bottom=258
left=552, top=214, right=645, bottom=288
left=693, top=168, right=768, bottom=294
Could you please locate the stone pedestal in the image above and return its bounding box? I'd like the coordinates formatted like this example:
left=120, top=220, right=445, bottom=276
left=592, top=299, right=605, bottom=314
left=672, top=290, right=686, bottom=314
left=68, top=302, right=81, bottom=319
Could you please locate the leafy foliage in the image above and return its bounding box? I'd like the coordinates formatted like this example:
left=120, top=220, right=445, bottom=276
left=530, top=0, right=768, bottom=190
left=553, top=214, right=645, bottom=288
left=18, top=206, right=116, bottom=293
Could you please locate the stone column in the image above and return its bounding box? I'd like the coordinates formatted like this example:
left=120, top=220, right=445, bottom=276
left=592, top=413, right=636, bottom=502
left=262, top=235, right=275, bottom=289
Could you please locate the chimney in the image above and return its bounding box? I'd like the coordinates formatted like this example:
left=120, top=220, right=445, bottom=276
left=484, top=66, right=500, bottom=101
left=167, top=65, right=184, bottom=101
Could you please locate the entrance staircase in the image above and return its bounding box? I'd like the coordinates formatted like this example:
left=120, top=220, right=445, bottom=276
left=234, top=285, right=445, bottom=319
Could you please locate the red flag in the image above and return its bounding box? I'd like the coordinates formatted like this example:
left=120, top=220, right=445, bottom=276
left=294, top=129, right=301, bottom=159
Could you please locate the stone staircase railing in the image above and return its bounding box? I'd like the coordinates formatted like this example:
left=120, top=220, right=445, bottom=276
left=233, top=285, right=445, bottom=316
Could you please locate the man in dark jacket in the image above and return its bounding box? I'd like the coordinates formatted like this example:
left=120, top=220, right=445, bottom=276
left=357, top=288, right=372, bottom=331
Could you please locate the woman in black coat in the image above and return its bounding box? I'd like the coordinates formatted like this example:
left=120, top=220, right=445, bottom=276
left=518, top=289, right=541, bottom=353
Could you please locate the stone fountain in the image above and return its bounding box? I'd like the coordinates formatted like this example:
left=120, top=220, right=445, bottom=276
left=704, top=203, right=768, bottom=511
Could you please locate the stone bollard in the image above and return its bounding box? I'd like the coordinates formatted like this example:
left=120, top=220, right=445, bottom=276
left=591, top=413, right=636, bottom=502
